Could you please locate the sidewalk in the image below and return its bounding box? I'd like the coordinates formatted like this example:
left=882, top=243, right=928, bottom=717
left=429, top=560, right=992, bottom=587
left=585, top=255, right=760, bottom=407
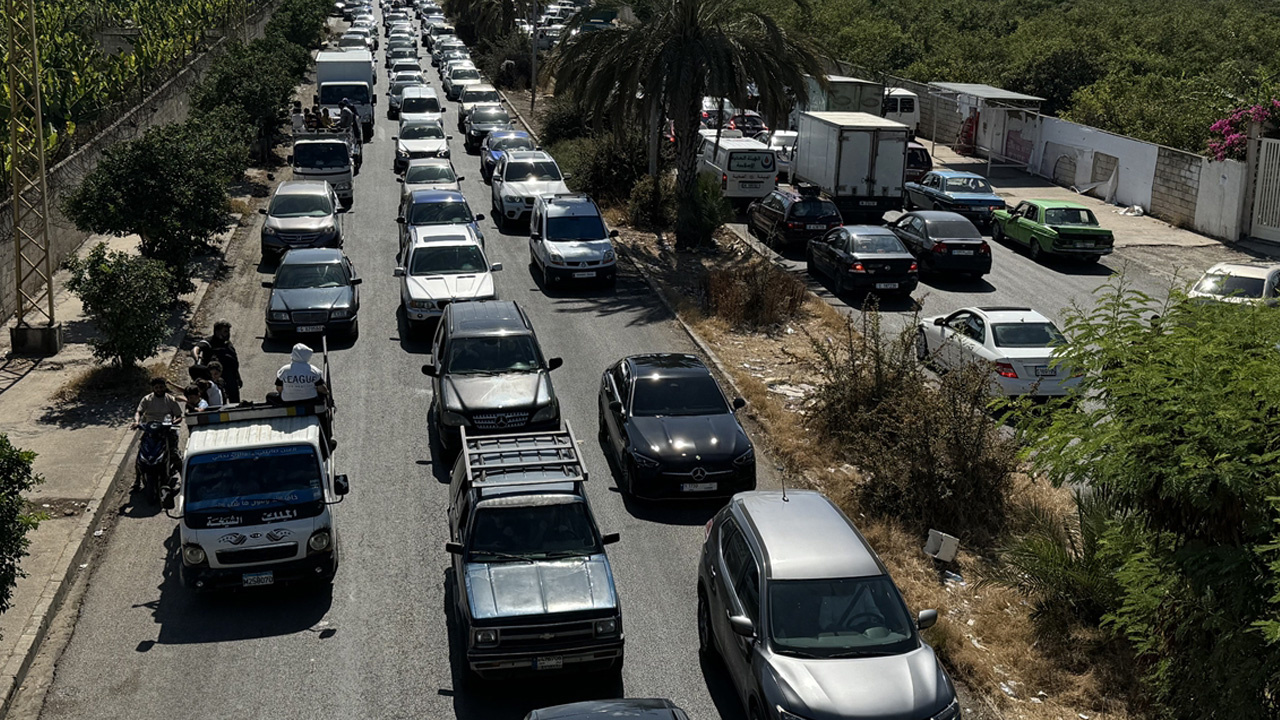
left=0, top=222, right=239, bottom=713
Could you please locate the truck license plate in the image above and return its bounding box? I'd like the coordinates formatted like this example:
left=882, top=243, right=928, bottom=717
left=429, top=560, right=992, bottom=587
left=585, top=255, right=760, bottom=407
left=859, top=200, right=878, bottom=206
left=740, top=181, right=761, bottom=189
left=952, top=250, right=975, bottom=256
left=681, top=482, right=717, bottom=492
left=242, top=571, right=274, bottom=587
left=296, top=325, right=325, bottom=333
left=875, top=283, right=898, bottom=290
left=805, top=224, right=825, bottom=230
left=1034, top=366, right=1057, bottom=377
left=572, top=271, right=596, bottom=278
left=534, top=656, right=563, bottom=671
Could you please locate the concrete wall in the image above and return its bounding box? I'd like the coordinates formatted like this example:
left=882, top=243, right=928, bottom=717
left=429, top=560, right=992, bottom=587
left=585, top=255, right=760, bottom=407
left=1150, top=147, right=1201, bottom=228
left=1028, top=118, right=1158, bottom=209
left=1193, top=158, right=1247, bottom=240
left=0, top=1, right=280, bottom=326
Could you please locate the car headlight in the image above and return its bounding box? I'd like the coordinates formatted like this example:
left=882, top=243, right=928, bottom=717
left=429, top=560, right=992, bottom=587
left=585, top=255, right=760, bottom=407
left=182, top=544, right=207, bottom=565
left=531, top=403, right=558, bottom=423
left=503, top=195, right=521, bottom=203
left=549, top=252, right=564, bottom=265
left=262, top=225, right=277, bottom=236
left=472, top=628, right=498, bottom=646
left=733, top=446, right=756, bottom=466
left=308, top=529, right=332, bottom=552
left=330, top=308, right=353, bottom=319
left=777, top=707, right=813, bottom=720
left=631, top=452, right=660, bottom=469
left=396, top=147, right=408, bottom=158
left=335, top=182, right=352, bottom=191
left=602, top=249, right=616, bottom=263
left=407, top=299, right=434, bottom=310
left=320, top=225, right=338, bottom=239
left=932, top=698, right=961, bottom=720
left=270, top=311, right=289, bottom=321
left=438, top=149, right=450, bottom=157
left=441, top=410, right=470, bottom=426
left=593, top=618, right=618, bottom=636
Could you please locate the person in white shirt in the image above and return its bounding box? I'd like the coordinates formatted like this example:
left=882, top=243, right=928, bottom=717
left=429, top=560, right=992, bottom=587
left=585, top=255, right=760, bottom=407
left=290, top=101, right=306, bottom=134
left=274, top=343, right=329, bottom=402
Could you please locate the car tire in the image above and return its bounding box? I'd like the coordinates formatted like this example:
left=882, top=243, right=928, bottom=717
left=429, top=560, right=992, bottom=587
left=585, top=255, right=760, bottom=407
left=992, top=224, right=1004, bottom=243
left=597, top=405, right=608, bottom=442
left=804, top=248, right=815, bottom=275
left=1029, top=239, right=1042, bottom=261
left=697, top=590, right=716, bottom=658
left=915, top=328, right=930, bottom=362
left=346, top=319, right=359, bottom=342
left=620, top=458, right=637, bottom=495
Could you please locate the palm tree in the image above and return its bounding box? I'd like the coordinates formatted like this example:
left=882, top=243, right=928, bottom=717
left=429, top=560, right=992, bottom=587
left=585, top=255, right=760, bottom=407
left=549, top=0, right=824, bottom=249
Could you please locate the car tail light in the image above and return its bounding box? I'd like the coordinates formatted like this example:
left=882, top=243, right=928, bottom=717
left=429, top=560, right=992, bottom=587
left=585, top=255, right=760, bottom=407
left=704, top=519, right=713, bottom=540
left=979, top=242, right=991, bottom=254
left=701, top=111, right=709, bottom=118
left=908, top=261, right=918, bottom=272
left=994, top=362, right=1018, bottom=379
left=849, top=261, right=866, bottom=273
left=721, top=173, right=727, bottom=190
left=786, top=221, right=801, bottom=229
left=932, top=243, right=948, bottom=254
left=729, top=120, right=737, bottom=129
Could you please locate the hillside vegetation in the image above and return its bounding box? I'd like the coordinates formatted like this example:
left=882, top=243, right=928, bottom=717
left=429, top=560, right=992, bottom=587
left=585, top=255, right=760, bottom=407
left=757, top=0, right=1280, bottom=152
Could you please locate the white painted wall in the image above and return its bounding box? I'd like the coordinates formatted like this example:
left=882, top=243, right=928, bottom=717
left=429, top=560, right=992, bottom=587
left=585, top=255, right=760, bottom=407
left=1194, top=158, right=1247, bottom=241
left=1027, top=118, right=1159, bottom=209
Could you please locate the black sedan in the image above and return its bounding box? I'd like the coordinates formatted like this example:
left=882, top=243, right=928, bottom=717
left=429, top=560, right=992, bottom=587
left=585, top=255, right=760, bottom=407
left=598, top=354, right=755, bottom=500
left=525, top=699, right=690, bottom=720
left=889, top=210, right=992, bottom=278
left=263, top=248, right=362, bottom=341
left=806, top=225, right=918, bottom=297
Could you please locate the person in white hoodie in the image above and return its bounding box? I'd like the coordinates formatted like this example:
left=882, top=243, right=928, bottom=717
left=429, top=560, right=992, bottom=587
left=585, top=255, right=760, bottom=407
left=269, top=344, right=335, bottom=446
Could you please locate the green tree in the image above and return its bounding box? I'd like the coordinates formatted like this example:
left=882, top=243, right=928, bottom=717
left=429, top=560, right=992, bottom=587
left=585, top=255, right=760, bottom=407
left=550, top=0, right=825, bottom=249
left=190, top=39, right=299, bottom=158
left=0, top=435, right=43, bottom=618
left=1019, top=279, right=1280, bottom=717
left=65, top=243, right=174, bottom=367
left=63, top=123, right=228, bottom=295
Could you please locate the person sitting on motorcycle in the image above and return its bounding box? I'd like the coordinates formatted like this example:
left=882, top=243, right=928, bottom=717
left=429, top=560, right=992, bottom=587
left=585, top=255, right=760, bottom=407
left=133, top=377, right=183, bottom=483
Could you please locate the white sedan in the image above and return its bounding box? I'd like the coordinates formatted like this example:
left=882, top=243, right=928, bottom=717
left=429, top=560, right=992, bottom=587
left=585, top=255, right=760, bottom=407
left=916, top=306, right=1077, bottom=397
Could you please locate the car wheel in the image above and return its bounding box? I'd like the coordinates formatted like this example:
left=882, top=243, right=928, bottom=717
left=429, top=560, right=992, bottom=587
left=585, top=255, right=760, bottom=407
left=597, top=405, right=608, bottom=442
left=697, top=589, right=717, bottom=657
left=804, top=247, right=815, bottom=275
left=904, top=195, right=915, bottom=210
left=992, top=224, right=1004, bottom=243
left=620, top=458, right=637, bottom=495
left=915, top=328, right=930, bottom=362
left=1029, top=239, right=1042, bottom=261
left=346, top=319, right=359, bottom=342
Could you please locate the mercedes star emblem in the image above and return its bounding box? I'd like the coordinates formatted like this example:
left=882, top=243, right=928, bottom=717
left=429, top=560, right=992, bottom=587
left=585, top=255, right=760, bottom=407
left=691, top=467, right=707, bottom=481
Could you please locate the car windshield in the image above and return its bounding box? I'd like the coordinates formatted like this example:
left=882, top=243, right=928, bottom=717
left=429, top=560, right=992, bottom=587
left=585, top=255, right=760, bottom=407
left=404, top=164, right=456, bottom=184
left=1193, top=273, right=1266, bottom=298
left=275, top=262, right=348, bottom=289
left=469, top=502, right=600, bottom=560
left=852, top=234, right=907, bottom=254
left=401, top=96, right=441, bottom=113
left=319, top=85, right=369, bottom=104
left=339, top=36, right=365, bottom=46
left=491, top=135, right=534, bottom=152
left=504, top=160, right=561, bottom=181
left=185, top=445, right=323, bottom=511
left=631, top=374, right=729, bottom=417
left=944, top=177, right=992, bottom=193
left=408, top=200, right=474, bottom=225
left=409, top=245, right=487, bottom=275
left=790, top=199, right=838, bottom=219
left=769, top=577, right=916, bottom=658
left=401, top=124, right=444, bottom=140
left=471, top=108, right=510, bottom=123
left=391, top=48, right=415, bottom=57
left=269, top=193, right=332, bottom=218
left=446, top=335, right=542, bottom=374
left=1043, top=207, right=1098, bottom=225
left=991, top=322, right=1065, bottom=348
left=451, top=68, right=481, bottom=80
left=546, top=215, right=606, bottom=241
left=463, top=89, right=500, bottom=104
left=771, top=134, right=797, bottom=149
left=391, top=81, right=417, bottom=96
left=293, top=142, right=348, bottom=169
left=926, top=219, right=982, bottom=239
left=728, top=151, right=775, bottom=173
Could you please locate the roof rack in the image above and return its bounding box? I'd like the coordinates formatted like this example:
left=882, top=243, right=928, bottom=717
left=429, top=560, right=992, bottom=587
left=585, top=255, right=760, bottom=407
left=185, top=401, right=329, bottom=427
left=459, top=423, right=587, bottom=488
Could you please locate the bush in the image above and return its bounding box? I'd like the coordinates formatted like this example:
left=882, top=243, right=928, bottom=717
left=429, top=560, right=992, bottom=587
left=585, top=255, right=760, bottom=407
left=703, top=258, right=806, bottom=330
left=65, top=243, right=173, bottom=367
left=808, top=310, right=1018, bottom=546
left=264, top=0, right=332, bottom=49
left=539, top=96, right=591, bottom=146
left=627, top=174, right=676, bottom=229
left=474, top=32, right=533, bottom=90
left=0, top=434, right=43, bottom=617
left=191, top=39, right=298, bottom=144
left=689, top=173, right=734, bottom=244
left=179, top=106, right=252, bottom=185
left=548, top=133, right=648, bottom=205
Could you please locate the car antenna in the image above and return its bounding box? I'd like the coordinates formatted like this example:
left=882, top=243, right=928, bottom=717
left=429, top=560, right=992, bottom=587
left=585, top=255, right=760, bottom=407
left=780, top=467, right=788, bottom=502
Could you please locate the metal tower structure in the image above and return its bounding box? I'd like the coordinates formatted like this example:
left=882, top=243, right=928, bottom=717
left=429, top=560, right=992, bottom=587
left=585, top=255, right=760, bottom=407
left=6, top=0, right=62, bottom=354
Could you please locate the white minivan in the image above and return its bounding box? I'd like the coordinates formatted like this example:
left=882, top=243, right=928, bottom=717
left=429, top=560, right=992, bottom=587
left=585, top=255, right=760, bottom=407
left=697, top=135, right=778, bottom=204
left=883, top=88, right=920, bottom=134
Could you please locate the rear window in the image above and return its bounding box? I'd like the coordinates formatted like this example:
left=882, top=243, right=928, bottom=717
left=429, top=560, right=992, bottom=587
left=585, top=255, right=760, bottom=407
left=991, top=322, right=1064, bottom=348
left=926, top=219, right=982, bottom=239
left=789, top=199, right=839, bottom=219
left=1044, top=207, right=1098, bottom=226
left=907, top=148, right=931, bottom=169
left=1192, top=273, right=1266, bottom=299
left=852, top=234, right=907, bottom=254
left=728, top=151, right=775, bottom=173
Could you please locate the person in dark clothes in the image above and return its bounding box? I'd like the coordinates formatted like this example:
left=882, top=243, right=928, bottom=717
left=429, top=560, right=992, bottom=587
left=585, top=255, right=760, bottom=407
left=207, top=320, right=243, bottom=403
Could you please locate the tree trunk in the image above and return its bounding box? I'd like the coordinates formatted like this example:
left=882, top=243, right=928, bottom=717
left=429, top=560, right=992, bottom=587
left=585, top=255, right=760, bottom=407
left=671, top=88, right=702, bottom=251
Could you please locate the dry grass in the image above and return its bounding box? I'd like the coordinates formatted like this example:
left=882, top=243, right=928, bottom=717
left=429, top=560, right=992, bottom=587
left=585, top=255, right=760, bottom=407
left=619, top=225, right=1138, bottom=720
left=51, top=362, right=171, bottom=406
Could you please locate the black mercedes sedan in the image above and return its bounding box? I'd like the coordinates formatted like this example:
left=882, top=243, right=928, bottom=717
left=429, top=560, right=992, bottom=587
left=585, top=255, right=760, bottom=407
left=598, top=354, right=755, bottom=500
left=263, top=248, right=362, bottom=341
left=806, top=224, right=919, bottom=297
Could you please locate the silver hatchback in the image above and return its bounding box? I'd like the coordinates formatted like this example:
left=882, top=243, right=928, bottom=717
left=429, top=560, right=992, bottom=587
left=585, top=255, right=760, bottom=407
left=697, top=491, right=960, bottom=720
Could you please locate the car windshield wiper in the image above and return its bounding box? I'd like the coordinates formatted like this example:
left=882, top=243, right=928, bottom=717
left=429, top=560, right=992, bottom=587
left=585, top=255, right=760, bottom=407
left=776, top=648, right=824, bottom=659
left=827, top=648, right=900, bottom=659
left=470, top=549, right=538, bottom=563
left=542, top=549, right=597, bottom=559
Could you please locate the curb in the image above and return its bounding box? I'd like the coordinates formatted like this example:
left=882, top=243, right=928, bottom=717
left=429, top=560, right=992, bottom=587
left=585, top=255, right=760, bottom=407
left=498, top=89, right=542, bottom=146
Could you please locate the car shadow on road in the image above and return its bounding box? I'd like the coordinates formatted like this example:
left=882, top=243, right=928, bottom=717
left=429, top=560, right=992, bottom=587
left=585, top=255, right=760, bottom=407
left=595, top=432, right=725, bottom=526
left=918, top=274, right=998, bottom=294
left=700, top=650, right=749, bottom=720
left=533, top=263, right=674, bottom=329
left=142, top=527, right=334, bottom=646
left=443, top=567, right=624, bottom=720
left=396, top=306, right=435, bottom=355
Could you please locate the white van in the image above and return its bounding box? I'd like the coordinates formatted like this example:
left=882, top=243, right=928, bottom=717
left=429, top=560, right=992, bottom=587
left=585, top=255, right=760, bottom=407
left=165, top=403, right=350, bottom=590
left=883, top=88, right=920, bottom=134
left=697, top=136, right=778, bottom=204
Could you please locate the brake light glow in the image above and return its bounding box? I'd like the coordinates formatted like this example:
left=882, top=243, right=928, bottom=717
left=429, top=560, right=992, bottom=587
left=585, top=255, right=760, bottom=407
left=721, top=173, right=727, bottom=190
left=994, top=362, right=1018, bottom=379
left=979, top=242, right=991, bottom=254
left=932, top=243, right=948, bottom=253
left=849, top=262, right=866, bottom=273
left=908, top=261, right=918, bottom=272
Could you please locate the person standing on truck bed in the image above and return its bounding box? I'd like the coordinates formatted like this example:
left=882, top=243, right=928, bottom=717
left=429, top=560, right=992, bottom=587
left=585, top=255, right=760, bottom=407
left=270, top=343, right=335, bottom=446
left=291, top=101, right=306, bottom=134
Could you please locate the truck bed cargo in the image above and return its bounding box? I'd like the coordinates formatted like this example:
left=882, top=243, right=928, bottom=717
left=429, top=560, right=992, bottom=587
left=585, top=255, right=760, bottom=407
left=792, top=110, right=910, bottom=221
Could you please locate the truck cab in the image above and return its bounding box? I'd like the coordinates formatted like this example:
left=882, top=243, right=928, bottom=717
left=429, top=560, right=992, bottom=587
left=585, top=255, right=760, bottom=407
left=445, top=425, right=624, bottom=680
left=165, top=403, right=350, bottom=591
left=291, top=131, right=358, bottom=208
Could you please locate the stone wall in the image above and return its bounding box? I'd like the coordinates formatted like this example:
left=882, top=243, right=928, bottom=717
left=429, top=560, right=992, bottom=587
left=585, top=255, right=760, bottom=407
left=1150, top=146, right=1202, bottom=229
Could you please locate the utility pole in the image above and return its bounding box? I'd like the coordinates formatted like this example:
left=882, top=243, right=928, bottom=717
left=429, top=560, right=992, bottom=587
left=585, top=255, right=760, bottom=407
left=6, top=0, right=63, bottom=355
left=529, top=3, right=538, bottom=116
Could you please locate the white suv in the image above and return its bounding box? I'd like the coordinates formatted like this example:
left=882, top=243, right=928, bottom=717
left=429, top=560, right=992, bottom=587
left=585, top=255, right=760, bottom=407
left=395, top=236, right=501, bottom=333
left=490, top=150, right=571, bottom=231
left=529, top=194, right=617, bottom=287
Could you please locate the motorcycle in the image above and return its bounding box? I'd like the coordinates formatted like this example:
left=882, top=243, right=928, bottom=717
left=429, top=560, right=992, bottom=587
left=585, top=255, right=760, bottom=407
left=136, top=419, right=179, bottom=505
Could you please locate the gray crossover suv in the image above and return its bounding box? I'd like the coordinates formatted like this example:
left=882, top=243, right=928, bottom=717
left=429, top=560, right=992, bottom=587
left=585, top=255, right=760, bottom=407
left=697, top=490, right=960, bottom=720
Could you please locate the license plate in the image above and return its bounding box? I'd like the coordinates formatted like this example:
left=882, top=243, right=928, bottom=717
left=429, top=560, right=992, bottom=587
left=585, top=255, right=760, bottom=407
left=243, top=571, right=274, bottom=587
left=572, top=271, right=596, bottom=278
left=875, top=283, right=898, bottom=290
left=1034, top=366, right=1057, bottom=377
left=806, top=224, right=825, bottom=230
left=681, top=482, right=717, bottom=492
left=859, top=200, right=878, bottom=206
left=740, top=182, right=761, bottom=189
left=952, top=250, right=975, bottom=256
left=534, top=655, right=563, bottom=671
left=296, top=325, right=325, bottom=333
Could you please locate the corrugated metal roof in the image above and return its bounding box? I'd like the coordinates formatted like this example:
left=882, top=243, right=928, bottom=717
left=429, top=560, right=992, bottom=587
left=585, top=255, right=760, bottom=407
left=187, top=416, right=321, bottom=455
left=801, top=111, right=910, bottom=130
left=930, top=83, right=1044, bottom=104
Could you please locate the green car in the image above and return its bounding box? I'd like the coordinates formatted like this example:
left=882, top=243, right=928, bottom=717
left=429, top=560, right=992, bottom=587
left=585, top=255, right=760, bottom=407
left=991, top=199, right=1114, bottom=262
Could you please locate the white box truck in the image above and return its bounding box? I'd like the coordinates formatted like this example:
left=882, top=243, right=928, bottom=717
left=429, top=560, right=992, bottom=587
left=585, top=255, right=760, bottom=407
left=790, top=75, right=884, bottom=128
left=315, top=50, right=376, bottom=141
left=792, top=111, right=910, bottom=220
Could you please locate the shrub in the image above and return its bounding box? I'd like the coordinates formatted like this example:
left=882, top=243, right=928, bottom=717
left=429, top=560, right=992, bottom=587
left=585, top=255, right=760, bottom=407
left=264, top=0, right=332, bottom=49
left=808, top=310, right=1017, bottom=546
left=703, top=258, right=806, bottom=329
left=179, top=105, right=252, bottom=185
left=474, top=32, right=533, bottom=90
left=539, top=96, right=591, bottom=146
left=689, top=173, right=734, bottom=245
left=548, top=133, right=648, bottom=205
left=0, top=434, right=43, bottom=618
left=191, top=40, right=298, bottom=146
left=627, top=174, right=676, bottom=229
left=65, top=243, right=173, bottom=367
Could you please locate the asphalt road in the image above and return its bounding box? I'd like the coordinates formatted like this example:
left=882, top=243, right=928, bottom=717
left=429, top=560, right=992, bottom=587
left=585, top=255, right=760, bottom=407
left=35, top=22, right=762, bottom=720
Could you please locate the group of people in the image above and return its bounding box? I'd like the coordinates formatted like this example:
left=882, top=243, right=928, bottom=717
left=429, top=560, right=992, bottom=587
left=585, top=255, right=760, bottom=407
left=290, top=99, right=358, bottom=135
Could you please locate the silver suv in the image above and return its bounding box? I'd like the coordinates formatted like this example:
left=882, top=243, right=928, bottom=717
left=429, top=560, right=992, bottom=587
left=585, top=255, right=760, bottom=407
left=697, top=491, right=960, bottom=720
left=259, top=180, right=345, bottom=261
left=529, top=194, right=617, bottom=287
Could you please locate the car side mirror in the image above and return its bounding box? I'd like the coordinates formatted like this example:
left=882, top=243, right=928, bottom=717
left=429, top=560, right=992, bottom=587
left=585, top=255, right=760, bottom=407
left=446, top=134, right=454, bottom=140
left=394, top=266, right=406, bottom=277
left=547, top=357, right=564, bottom=371
left=529, top=231, right=541, bottom=241
left=334, top=474, right=351, bottom=496
left=729, top=615, right=756, bottom=637
left=456, top=175, right=465, bottom=181
left=609, top=229, right=619, bottom=238
left=351, top=277, right=363, bottom=285
left=312, top=93, right=319, bottom=105
left=608, top=400, right=623, bottom=414
left=445, top=541, right=463, bottom=554
left=474, top=213, right=485, bottom=222
left=396, top=216, right=407, bottom=223
left=391, top=135, right=398, bottom=141
left=286, top=154, right=294, bottom=164
left=562, top=173, right=572, bottom=180
left=732, top=397, right=746, bottom=411
left=490, top=262, right=503, bottom=272
left=917, top=609, right=938, bottom=630
left=601, top=532, right=620, bottom=545
left=421, top=362, right=437, bottom=376
left=933, top=317, right=946, bottom=326
left=261, top=281, right=274, bottom=288
left=396, top=177, right=404, bottom=183
left=258, top=208, right=268, bottom=215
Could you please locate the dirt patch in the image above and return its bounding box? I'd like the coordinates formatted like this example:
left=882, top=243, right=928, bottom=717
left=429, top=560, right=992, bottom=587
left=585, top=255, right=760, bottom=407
left=23, top=498, right=91, bottom=519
